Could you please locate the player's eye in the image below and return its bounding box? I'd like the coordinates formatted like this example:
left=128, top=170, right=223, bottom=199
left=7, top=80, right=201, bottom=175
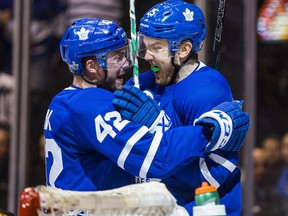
left=151, top=46, right=162, bottom=53
left=115, top=51, right=125, bottom=61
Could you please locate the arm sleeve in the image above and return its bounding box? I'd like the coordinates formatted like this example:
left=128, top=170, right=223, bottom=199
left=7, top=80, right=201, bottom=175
left=198, top=151, right=239, bottom=188
left=175, top=73, right=237, bottom=188
left=76, top=110, right=207, bottom=179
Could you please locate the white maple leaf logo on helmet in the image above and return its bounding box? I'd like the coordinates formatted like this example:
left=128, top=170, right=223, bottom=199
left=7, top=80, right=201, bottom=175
left=183, top=8, right=194, bottom=21
left=68, top=61, right=79, bottom=71
left=76, top=27, right=89, bottom=40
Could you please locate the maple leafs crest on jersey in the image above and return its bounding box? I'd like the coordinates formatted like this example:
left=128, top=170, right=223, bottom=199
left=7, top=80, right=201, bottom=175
left=157, top=112, right=172, bottom=132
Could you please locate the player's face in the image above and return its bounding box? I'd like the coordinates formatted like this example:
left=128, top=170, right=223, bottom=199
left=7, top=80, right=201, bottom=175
left=102, top=45, right=133, bottom=91
left=138, top=35, right=174, bottom=86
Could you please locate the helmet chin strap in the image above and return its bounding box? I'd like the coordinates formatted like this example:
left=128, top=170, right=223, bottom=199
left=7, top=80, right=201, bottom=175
left=168, top=52, right=193, bottom=86
left=81, top=69, right=107, bottom=87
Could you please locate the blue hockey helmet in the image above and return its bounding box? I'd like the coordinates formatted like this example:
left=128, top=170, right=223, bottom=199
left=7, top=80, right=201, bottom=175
left=60, top=18, right=129, bottom=74
left=139, top=0, right=206, bottom=53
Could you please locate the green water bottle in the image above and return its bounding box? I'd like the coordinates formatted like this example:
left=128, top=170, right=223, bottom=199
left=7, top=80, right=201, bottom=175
left=195, top=182, right=220, bottom=206
left=193, top=182, right=226, bottom=216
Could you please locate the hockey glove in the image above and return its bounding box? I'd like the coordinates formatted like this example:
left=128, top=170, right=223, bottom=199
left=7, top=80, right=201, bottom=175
left=194, top=100, right=250, bottom=153
left=113, top=85, right=161, bottom=128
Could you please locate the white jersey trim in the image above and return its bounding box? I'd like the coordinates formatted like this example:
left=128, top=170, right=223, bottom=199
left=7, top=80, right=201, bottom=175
left=197, top=61, right=206, bottom=71
left=200, top=153, right=237, bottom=189
left=65, top=86, right=77, bottom=90
left=117, top=126, right=149, bottom=169
left=209, top=153, right=236, bottom=172
left=139, top=127, right=163, bottom=178
left=199, top=158, right=220, bottom=188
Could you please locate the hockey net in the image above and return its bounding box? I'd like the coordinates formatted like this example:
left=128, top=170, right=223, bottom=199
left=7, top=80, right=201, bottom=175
left=19, top=182, right=188, bottom=216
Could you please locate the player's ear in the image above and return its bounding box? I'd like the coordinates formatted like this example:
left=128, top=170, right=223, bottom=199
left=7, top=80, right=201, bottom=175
left=86, top=59, right=99, bottom=73
left=179, top=41, right=192, bottom=58
left=83, top=58, right=105, bottom=84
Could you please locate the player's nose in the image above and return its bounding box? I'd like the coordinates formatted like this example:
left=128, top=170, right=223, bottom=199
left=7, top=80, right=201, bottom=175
left=144, top=50, right=154, bottom=61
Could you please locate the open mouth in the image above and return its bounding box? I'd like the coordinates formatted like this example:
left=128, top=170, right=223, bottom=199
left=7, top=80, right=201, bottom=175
left=151, top=65, right=160, bottom=73
left=116, top=72, right=124, bottom=80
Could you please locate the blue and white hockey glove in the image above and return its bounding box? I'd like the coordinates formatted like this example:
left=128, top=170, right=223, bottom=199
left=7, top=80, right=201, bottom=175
left=194, top=100, right=250, bottom=153
left=113, top=85, right=161, bottom=128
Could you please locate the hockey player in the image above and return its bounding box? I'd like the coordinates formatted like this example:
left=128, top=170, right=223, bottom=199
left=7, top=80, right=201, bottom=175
left=44, top=17, right=249, bottom=211
left=113, top=0, right=249, bottom=215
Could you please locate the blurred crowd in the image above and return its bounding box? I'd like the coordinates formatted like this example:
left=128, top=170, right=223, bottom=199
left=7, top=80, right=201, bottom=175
left=0, top=0, right=288, bottom=215
left=248, top=133, right=288, bottom=216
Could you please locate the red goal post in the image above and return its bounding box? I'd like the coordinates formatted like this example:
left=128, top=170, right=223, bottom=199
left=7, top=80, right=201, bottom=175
left=19, top=182, right=189, bottom=216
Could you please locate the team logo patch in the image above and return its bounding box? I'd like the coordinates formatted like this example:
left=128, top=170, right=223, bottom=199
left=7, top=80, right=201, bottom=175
left=76, top=27, right=89, bottom=40
left=183, top=8, right=194, bottom=21
left=68, top=61, right=79, bottom=72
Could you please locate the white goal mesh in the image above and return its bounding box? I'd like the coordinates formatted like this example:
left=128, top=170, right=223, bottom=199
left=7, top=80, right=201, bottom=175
left=19, top=182, right=189, bottom=216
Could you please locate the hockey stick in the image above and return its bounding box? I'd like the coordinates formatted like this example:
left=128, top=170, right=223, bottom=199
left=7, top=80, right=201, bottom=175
left=212, top=0, right=227, bottom=70
left=129, top=0, right=140, bottom=88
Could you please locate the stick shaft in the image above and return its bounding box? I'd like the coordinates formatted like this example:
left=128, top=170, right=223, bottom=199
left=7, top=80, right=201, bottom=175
left=129, top=0, right=139, bottom=88
left=213, top=0, right=227, bottom=70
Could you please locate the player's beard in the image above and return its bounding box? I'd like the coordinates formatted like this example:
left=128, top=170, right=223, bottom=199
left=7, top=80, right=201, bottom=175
left=102, top=69, right=125, bottom=91
left=154, top=60, right=174, bottom=86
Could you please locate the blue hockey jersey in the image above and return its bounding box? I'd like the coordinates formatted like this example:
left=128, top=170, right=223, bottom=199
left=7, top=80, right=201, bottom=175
left=126, top=62, right=242, bottom=216
left=44, top=85, right=210, bottom=192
